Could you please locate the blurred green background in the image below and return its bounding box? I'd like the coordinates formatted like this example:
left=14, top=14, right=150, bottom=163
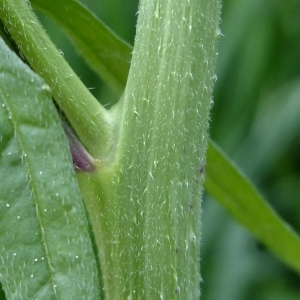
left=35, top=0, right=300, bottom=299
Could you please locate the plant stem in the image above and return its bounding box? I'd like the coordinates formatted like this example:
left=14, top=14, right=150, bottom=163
left=30, top=0, right=132, bottom=95
left=0, top=0, right=113, bottom=158
left=78, top=0, right=222, bottom=298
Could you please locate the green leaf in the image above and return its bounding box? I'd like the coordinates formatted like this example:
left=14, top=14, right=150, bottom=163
left=31, top=0, right=132, bottom=95
left=0, top=38, right=100, bottom=299
left=204, top=140, right=300, bottom=274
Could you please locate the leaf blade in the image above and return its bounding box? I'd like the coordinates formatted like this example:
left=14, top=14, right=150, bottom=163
left=204, top=140, right=300, bottom=274
left=0, top=37, right=100, bottom=299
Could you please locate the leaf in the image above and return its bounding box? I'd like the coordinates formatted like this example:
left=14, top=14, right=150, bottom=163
left=204, top=140, right=300, bottom=274
left=31, top=0, right=132, bottom=95
left=0, top=38, right=100, bottom=299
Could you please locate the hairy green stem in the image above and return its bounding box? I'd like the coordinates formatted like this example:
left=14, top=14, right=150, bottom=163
left=0, top=0, right=113, bottom=158
left=30, top=0, right=132, bottom=95
left=78, top=0, right=222, bottom=298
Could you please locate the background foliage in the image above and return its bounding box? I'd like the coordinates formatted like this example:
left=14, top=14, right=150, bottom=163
left=202, top=0, right=300, bottom=299
left=14, top=0, right=300, bottom=299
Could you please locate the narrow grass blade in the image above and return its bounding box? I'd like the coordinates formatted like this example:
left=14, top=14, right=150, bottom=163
left=204, top=140, right=300, bottom=274
left=0, top=37, right=100, bottom=299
